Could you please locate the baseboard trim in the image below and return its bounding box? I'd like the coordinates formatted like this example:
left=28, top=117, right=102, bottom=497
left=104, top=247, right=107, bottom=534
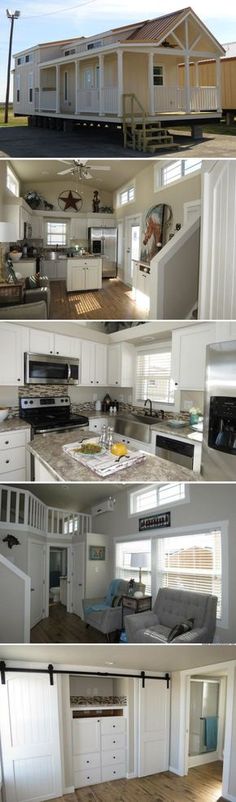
left=126, top=772, right=135, bottom=780
left=169, top=766, right=184, bottom=776
left=64, top=787, right=75, bottom=793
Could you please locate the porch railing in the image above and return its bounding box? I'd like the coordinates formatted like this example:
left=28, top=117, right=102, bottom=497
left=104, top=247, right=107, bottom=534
left=77, top=88, right=99, bottom=112
left=154, top=85, right=218, bottom=113
left=40, top=89, right=56, bottom=111
left=103, top=87, right=118, bottom=113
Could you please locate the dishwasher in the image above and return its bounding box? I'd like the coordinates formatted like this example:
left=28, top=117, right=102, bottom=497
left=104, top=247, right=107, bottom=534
left=155, top=434, right=194, bottom=470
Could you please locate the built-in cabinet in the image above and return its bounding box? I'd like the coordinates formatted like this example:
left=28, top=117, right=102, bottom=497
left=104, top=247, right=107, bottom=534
left=0, top=324, right=29, bottom=385
left=72, top=712, right=127, bottom=788
left=41, top=258, right=67, bottom=281
left=67, top=258, right=102, bottom=292
left=80, top=342, right=107, bottom=385
left=108, top=343, right=134, bottom=387
left=0, top=428, right=30, bottom=480
left=29, top=328, right=80, bottom=358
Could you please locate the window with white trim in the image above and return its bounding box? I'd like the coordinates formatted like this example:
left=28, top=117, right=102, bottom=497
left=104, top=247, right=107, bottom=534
left=116, top=539, right=151, bottom=594
left=153, top=65, right=164, bottom=85
left=25, top=53, right=34, bottom=63
left=156, top=529, right=222, bottom=619
left=118, top=185, right=135, bottom=206
left=129, top=483, right=187, bottom=516
left=160, top=159, right=202, bottom=187
left=136, top=346, right=174, bottom=404
left=46, top=220, right=67, bottom=246
left=6, top=165, right=19, bottom=197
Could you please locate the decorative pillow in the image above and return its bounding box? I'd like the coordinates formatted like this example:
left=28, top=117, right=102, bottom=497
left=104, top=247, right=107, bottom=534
left=111, top=595, right=122, bottom=607
left=167, top=617, right=194, bottom=642
left=25, top=273, right=41, bottom=289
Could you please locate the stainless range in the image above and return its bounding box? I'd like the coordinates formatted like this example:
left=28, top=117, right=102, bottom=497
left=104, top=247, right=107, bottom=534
left=19, top=395, right=89, bottom=434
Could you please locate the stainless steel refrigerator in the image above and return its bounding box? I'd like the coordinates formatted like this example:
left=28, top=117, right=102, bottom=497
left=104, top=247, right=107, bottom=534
left=88, top=227, right=117, bottom=278
left=202, top=340, right=236, bottom=481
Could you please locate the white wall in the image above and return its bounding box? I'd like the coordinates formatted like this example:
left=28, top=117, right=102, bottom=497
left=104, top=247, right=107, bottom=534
left=85, top=532, right=112, bottom=598
left=21, top=179, right=113, bottom=216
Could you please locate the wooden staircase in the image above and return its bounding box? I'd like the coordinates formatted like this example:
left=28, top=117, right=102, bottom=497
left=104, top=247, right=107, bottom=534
left=122, top=93, right=175, bottom=153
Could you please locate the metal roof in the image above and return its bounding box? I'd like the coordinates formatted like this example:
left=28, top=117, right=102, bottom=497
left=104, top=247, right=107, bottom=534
left=126, top=8, right=190, bottom=42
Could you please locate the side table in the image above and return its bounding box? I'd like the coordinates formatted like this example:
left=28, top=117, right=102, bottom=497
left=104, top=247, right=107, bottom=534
left=121, top=594, right=152, bottom=629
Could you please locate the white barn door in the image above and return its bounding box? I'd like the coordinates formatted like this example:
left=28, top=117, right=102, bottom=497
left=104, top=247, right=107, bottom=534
left=138, top=679, right=170, bottom=777
left=199, top=161, right=236, bottom=319
left=0, top=673, right=62, bottom=802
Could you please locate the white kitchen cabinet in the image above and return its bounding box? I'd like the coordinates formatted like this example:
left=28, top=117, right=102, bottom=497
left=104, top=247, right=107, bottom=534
left=72, top=714, right=126, bottom=789
left=17, top=259, right=37, bottom=279
left=171, top=323, right=217, bottom=398
left=67, top=258, right=102, bottom=292
left=0, top=324, right=29, bottom=385
left=54, top=334, right=80, bottom=358
left=31, top=214, right=44, bottom=240
left=108, top=343, right=134, bottom=387
left=28, top=329, right=80, bottom=358
left=70, top=216, right=88, bottom=242
left=87, top=215, right=115, bottom=229
left=19, top=203, right=32, bottom=239
left=41, top=259, right=67, bottom=280
left=88, top=417, right=109, bottom=433
left=0, top=427, right=31, bottom=481
left=80, top=341, right=107, bottom=385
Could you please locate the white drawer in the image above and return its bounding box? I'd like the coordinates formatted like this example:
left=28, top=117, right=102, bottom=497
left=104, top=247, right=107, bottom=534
left=101, top=717, right=126, bottom=735
left=0, top=447, right=25, bottom=474
left=73, top=753, right=100, bottom=771
left=74, top=767, right=101, bottom=788
left=0, top=429, right=26, bottom=451
left=101, top=747, right=125, bottom=767
left=0, top=468, right=26, bottom=481
left=102, top=732, right=126, bottom=751
left=101, top=763, right=126, bottom=782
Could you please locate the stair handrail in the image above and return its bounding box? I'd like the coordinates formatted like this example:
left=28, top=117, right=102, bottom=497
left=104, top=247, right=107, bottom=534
left=0, top=553, right=31, bottom=642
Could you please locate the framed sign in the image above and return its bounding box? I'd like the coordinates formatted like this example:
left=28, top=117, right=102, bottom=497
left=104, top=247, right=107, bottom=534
left=89, top=545, right=106, bottom=561
left=139, top=511, right=171, bottom=531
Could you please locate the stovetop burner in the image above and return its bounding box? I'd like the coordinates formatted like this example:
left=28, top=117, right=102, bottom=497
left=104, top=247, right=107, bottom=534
left=19, top=395, right=89, bottom=434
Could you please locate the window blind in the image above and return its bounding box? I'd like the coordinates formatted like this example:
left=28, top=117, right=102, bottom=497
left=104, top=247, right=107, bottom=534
left=136, top=349, right=174, bottom=403
left=157, top=530, right=222, bottom=618
left=116, top=539, right=151, bottom=594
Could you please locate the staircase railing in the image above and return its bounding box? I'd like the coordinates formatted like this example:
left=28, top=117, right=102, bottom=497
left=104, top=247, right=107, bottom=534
left=0, top=484, right=92, bottom=538
left=122, top=93, right=147, bottom=149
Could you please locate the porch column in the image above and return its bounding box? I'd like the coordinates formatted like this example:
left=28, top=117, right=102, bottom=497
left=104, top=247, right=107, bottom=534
left=195, top=61, right=199, bottom=87
left=75, top=61, right=80, bottom=114
left=216, top=56, right=221, bottom=111
left=148, top=51, right=154, bottom=115
left=56, top=65, right=60, bottom=113
left=184, top=55, right=191, bottom=113
left=117, top=49, right=123, bottom=117
left=99, top=53, right=104, bottom=115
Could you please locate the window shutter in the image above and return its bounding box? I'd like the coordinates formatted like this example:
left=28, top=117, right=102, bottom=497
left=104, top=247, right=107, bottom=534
left=157, top=530, right=222, bottom=618
left=136, top=349, right=174, bottom=403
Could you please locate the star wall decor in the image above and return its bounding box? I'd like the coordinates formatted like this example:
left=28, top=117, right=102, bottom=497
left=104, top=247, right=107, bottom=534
left=58, top=189, right=83, bottom=212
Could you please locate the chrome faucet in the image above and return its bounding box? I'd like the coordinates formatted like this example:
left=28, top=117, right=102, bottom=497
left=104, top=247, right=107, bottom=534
left=144, top=398, right=152, bottom=415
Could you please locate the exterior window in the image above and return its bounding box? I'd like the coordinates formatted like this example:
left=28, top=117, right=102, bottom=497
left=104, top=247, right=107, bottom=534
left=17, top=56, right=24, bottom=65
left=119, top=185, right=135, bottom=206
left=28, top=73, right=33, bottom=103
left=136, top=347, right=174, bottom=404
left=6, top=165, right=19, bottom=197
left=129, top=483, right=187, bottom=515
left=153, top=66, right=164, bottom=85
left=25, top=53, right=33, bottom=63
left=83, top=68, right=93, bottom=89
left=64, top=71, right=68, bottom=101
left=64, top=48, right=76, bottom=56
left=156, top=529, right=222, bottom=620
left=87, top=40, right=102, bottom=50
left=46, top=221, right=67, bottom=246
left=161, top=159, right=202, bottom=186
left=116, top=539, right=152, bottom=594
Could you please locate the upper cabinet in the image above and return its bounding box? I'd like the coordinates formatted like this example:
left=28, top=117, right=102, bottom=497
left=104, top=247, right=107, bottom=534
left=0, top=324, right=29, bottom=385
left=80, top=341, right=107, bottom=385
left=108, top=343, right=134, bottom=387
left=29, top=329, right=81, bottom=358
left=171, top=323, right=217, bottom=397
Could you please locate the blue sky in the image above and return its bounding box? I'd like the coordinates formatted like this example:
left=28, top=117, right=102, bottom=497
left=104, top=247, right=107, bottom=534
left=0, top=0, right=236, bottom=100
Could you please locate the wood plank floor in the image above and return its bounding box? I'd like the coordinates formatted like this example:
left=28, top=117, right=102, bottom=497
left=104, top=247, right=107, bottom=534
left=31, top=603, right=107, bottom=643
left=48, top=762, right=225, bottom=802
left=49, top=279, right=148, bottom=320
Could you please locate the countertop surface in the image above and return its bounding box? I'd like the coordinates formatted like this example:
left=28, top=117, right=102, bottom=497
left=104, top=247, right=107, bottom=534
left=27, top=427, right=199, bottom=482
left=83, top=410, right=203, bottom=444
left=0, top=416, right=31, bottom=434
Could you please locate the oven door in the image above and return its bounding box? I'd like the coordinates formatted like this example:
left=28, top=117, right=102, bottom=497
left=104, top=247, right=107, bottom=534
left=24, top=353, right=78, bottom=385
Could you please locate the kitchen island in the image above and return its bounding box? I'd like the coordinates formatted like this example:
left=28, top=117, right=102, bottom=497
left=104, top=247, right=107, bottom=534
left=27, top=427, right=200, bottom=482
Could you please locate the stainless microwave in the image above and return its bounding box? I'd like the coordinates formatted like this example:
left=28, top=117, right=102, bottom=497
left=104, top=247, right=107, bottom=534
left=24, top=353, right=80, bottom=385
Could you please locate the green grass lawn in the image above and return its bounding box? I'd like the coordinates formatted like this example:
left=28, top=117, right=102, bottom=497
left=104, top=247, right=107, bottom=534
left=0, top=106, right=27, bottom=127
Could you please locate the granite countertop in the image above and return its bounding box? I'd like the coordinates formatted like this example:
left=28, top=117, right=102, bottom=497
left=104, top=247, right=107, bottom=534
left=0, top=416, right=31, bottom=434
left=150, top=420, right=203, bottom=444
left=27, top=427, right=199, bottom=482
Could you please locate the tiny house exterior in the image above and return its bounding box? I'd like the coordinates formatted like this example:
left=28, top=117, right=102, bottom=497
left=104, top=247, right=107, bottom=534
left=13, top=6, right=224, bottom=145
left=179, top=43, right=236, bottom=122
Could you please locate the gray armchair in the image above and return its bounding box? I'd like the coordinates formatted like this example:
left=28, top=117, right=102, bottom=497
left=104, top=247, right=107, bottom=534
left=0, top=300, right=47, bottom=319
left=125, top=588, right=217, bottom=644
left=83, top=579, right=145, bottom=640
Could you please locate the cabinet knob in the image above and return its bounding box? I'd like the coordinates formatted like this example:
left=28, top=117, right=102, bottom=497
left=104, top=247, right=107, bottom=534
left=50, top=351, right=53, bottom=354
left=5, top=460, right=10, bottom=464
left=96, top=381, right=99, bottom=384
left=5, top=441, right=9, bottom=445
left=91, top=381, right=93, bottom=384
left=86, top=760, right=89, bottom=764
left=17, top=378, right=21, bottom=382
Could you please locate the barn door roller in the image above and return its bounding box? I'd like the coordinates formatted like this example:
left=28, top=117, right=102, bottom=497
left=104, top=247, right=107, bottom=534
left=0, top=661, right=170, bottom=689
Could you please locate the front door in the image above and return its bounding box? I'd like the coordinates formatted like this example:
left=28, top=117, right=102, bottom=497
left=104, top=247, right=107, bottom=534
left=72, top=542, right=85, bottom=618
left=124, top=216, right=141, bottom=286
left=139, top=679, right=170, bottom=776
left=28, top=541, right=45, bottom=628
left=0, top=672, right=62, bottom=802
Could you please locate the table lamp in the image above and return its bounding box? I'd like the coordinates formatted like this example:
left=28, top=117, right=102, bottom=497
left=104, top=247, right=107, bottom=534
left=130, top=552, right=149, bottom=586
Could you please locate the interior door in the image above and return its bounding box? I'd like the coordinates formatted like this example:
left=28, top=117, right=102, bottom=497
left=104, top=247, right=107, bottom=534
left=139, top=679, right=170, bottom=777
left=28, top=541, right=45, bottom=628
left=0, top=673, right=62, bottom=802
left=199, top=160, right=236, bottom=319
left=72, top=542, right=85, bottom=618
left=124, top=216, right=141, bottom=286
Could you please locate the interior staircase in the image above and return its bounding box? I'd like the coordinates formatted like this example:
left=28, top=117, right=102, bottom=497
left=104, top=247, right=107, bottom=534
left=122, top=93, right=175, bottom=153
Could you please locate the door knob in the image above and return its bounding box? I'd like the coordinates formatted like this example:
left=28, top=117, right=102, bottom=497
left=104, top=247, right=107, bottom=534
left=31, top=588, right=35, bottom=592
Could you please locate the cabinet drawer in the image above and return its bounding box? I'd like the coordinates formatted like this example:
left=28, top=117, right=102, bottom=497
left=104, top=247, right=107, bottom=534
left=73, top=753, right=100, bottom=771
left=0, top=430, right=26, bottom=451
left=0, top=468, right=26, bottom=481
left=100, top=717, right=126, bottom=735
left=101, top=747, right=125, bottom=767
left=101, top=763, right=126, bottom=782
left=101, top=732, right=126, bottom=751
left=0, top=447, right=25, bottom=474
left=74, top=767, right=101, bottom=788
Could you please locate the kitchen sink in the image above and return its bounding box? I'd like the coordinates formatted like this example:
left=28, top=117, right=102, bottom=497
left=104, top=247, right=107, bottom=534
left=114, top=415, right=152, bottom=444
left=131, top=413, right=161, bottom=425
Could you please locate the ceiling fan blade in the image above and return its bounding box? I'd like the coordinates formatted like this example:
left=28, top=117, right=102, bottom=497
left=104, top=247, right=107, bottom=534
left=57, top=168, right=73, bottom=175
left=90, top=166, right=111, bottom=171
left=58, top=159, right=72, bottom=165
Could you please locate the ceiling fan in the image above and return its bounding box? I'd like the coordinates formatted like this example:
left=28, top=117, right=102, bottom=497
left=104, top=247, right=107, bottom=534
left=57, top=159, right=111, bottom=180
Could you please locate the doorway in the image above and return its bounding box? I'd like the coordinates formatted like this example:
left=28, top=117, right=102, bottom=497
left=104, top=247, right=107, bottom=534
left=28, top=540, right=46, bottom=628
left=46, top=544, right=72, bottom=617
left=124, top=215, right=142, bottom=286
